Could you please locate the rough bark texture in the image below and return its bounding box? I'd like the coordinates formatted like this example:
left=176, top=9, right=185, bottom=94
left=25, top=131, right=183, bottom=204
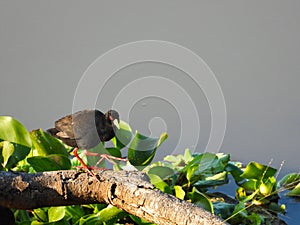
left=0, top=170, right=227, bottom=225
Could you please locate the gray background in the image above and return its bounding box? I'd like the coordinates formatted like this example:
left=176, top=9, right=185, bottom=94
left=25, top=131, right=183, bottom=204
left=1, top=1, right=299, bottom=175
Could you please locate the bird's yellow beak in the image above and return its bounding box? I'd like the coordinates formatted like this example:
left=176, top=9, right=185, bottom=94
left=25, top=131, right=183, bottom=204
left=113, top=119, right=120, bottom=129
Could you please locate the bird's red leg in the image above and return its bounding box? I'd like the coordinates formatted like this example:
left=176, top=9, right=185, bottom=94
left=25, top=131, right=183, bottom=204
left=73, top=148, right=100, bottom=180
left=83, top=150, right=127, bottom=166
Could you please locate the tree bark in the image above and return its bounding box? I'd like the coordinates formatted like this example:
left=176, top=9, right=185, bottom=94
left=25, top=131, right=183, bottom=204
left=0, top=170, right=227, bottom=225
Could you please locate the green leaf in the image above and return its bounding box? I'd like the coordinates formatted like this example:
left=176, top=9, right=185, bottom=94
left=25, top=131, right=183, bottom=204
left=98, top=205, right=127, bottom=224
left=86, top=142, right=110, bottom=168
left=129, top=215, right=156, bottom=225
left=216, top=153, right=230, bottom=165
left=112, top=120, right=133, bottom=149
left=225, top=162, right=244, bottom=183
left=188, top=187, right=213, bottom=213
left=48, top=206, right=65, bottom=223
left=0, top=116, right=32, bottom=147
left=247, top=213, right=264, bottom=225
left=30, top=129, right=68, bottom=156
left=241, top=162, right=277, bottom=181
left=106, top=147, right=122, bottom=158
left=183, top=148, right=193, bottom=163
left=148, top=174, right=172, bottom=194
left=31, top=221, right=46, bottom=225
left=259, top=176, right=276, bottom=196
left=240, top=179, right=258, bottom=191
left=27, top=154, right=71, bottom=172
left=164, top=154, right=184, bottom=166
left=232, top=202, right=248, bottom=217
left=190, top=153, right=221, bottom=174
left=128, top=131, right=167, bottom=166
left=278, top=173, right=300, bottom=188
left=147, top=166, right=174, bottom=180
left=213, top=202, right=235, bottom=219
left=78, top=213, right=100, bottom=225
left=0, top=141, right=14, bottom=168
left=0, top=141, right=30, bottom=170
left=259, top=183, right=270, bottom=196
left=186, top=165, right=198, bottom=183
left=269, top=202, right=286, bottom=213
left=286, top=182, right=300, bottom=197
left=194, top=171, right=228, bottom=188
left=33, top=208, right=48, bottom=222
left=184, top=152, right=227, bottom=184
left=92, top=204, right=107, bottom=213
left=174, top=185, right=185, bottom=200
left=65, top=205, right=85, bottom=223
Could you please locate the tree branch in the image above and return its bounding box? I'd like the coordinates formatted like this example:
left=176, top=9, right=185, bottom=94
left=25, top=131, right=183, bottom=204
left=0, top=170, right=227, bottom=225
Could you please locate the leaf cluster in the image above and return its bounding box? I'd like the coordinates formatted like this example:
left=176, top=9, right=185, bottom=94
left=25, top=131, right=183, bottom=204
left=0, top=116, right=299, bottom=225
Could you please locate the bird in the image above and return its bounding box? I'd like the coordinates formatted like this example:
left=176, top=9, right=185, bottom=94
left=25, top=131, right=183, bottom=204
left=47, top=109, right=126, bottom=177
left=47, top=109, right=120, bottom=149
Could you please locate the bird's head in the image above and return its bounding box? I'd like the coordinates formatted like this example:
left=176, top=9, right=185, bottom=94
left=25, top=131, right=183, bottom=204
left=106, top=110, right=120, bottom=129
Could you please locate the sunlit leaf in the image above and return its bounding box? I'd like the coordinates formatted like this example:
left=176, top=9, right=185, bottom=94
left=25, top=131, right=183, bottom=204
left=0, top=116, right=32, bottom=147
left=0, top=141, right=14, bottom=168
left=33, top=208, right=48, bottom=222
left=148, top=173, right=172, bottom=194
left=164, top=154, right=183, bottom=166
left=31, top=221, right=46, bottom=225
left=259, top=176, right=276, bottom=196
left=183, top=148, right=193, bottom=163
left=30, top=129, right=68, bottom=157
left=241, top=162, right=277, bottom=181
left=174, top=185, right=185, bottom=200
left=259, top=183, right=270, bottom=196
left=241, top=179, right=258, bottom=192
left=128, top=131, right=167, bottom=167
left=48, top=206, right=65, bottom=223
left=186, top=165, right=198, bottom=183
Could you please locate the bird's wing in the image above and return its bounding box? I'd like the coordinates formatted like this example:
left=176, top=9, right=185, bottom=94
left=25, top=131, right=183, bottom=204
left=54, top=114, right=76, bottom=139
left=55, top=110, right=104, bottom=140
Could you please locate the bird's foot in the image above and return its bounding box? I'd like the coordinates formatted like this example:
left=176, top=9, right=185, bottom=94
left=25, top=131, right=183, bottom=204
left=74, top=165, right=107, bottom=171
left=72, top=148, right=100, bottom=180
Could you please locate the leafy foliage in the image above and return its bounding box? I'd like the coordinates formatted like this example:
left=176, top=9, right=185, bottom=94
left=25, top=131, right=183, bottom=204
left=0, top=115, right=298, bottom=224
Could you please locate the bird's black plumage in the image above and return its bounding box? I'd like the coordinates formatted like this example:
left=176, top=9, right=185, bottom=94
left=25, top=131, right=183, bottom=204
left=47, top=109, right=119, bottom=149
